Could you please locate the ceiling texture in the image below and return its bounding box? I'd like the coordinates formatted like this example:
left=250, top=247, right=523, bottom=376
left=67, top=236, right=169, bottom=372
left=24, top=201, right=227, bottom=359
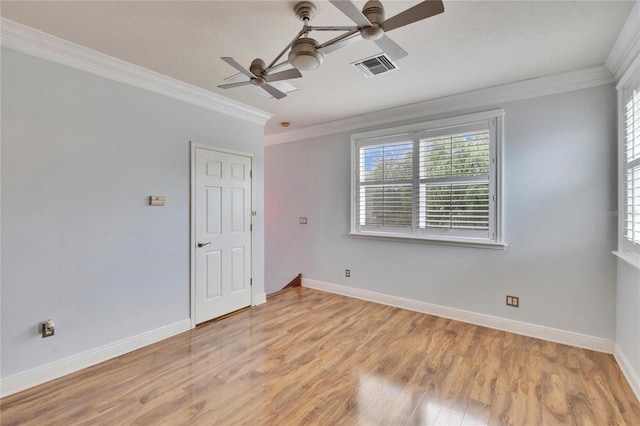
left=1, top=0, right=635, bottom=136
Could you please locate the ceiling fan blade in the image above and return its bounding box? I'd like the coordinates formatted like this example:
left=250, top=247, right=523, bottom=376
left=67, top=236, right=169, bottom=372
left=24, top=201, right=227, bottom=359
left=221, top=57, right=255, bottom=79
left=374, top=35, right=408, bottom=61
left=264, top=68, right=302, bottom=83
left=218, top=81, right=252, bottom=89
left=318, top=33, right=363, bottom=54
left=260, top=83, right=287, bottom=100
left=381, top=0, right=445, bottom=32
left=329, top=0, right=372, bottom=27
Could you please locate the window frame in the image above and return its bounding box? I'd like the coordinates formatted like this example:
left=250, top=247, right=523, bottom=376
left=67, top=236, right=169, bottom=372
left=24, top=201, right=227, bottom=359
left=615, top=55, right=640, bottom=269
left=350, top=109, right=505, bottom=249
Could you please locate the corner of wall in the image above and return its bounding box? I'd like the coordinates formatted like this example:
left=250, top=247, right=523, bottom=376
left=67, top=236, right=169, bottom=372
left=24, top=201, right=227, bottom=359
left=615, top=343, right=640, bottom=402
left=605, top=0, right=640, bottom=80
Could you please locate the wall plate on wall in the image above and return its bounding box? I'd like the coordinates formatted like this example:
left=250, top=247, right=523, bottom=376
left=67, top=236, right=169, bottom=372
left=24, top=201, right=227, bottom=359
left=149, top=196, right=166, bottom=206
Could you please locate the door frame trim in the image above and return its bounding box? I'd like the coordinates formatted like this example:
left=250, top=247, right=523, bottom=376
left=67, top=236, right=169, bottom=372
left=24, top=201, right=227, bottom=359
left=189, top=142, right=254, bottom=328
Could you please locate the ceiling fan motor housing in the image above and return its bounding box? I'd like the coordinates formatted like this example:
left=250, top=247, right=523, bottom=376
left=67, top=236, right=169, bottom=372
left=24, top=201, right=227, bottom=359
left=249, top=58, right=266, bottom=76
left=361, top=0, right=385, bottom=40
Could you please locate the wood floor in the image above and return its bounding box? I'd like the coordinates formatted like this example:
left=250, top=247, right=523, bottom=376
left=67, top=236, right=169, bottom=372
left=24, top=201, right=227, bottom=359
left=2, top=287, right=639, bottom=425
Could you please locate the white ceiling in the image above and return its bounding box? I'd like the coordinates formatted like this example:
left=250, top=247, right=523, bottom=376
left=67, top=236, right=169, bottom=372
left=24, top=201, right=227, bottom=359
left=1, top=1, right=634, bottom=136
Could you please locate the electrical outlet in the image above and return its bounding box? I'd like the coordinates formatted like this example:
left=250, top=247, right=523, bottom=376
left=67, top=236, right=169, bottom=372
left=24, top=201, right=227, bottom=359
left=299, top=217, right=308, bottom=224
left=506, top=295, right=519, bottom=308
left=41, top=319, right=55, bottom=338
left=345, top=269, right=351, bottom=277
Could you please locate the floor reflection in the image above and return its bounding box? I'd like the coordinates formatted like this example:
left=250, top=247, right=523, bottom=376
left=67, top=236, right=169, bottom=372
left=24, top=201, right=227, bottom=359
left=356, top=372, right=486, bottom=425
left=2, top=288, right=639, bottom=425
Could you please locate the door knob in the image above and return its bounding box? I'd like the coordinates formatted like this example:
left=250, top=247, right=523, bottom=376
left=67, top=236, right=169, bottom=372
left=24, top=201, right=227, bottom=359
left=197, top=242, right=211, bottom=248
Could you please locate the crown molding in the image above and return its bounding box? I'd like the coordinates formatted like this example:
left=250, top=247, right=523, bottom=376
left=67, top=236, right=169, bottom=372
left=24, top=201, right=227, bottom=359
left=0, top=18, right=272, bottom=126
left=265, top=64, right=613, bottom=145
left=606, top=0, right=640, bottom=81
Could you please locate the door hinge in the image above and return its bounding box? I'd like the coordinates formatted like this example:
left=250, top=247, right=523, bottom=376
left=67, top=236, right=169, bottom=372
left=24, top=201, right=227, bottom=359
left=492, top=195, right=496, bottom=202
left=250, top=278, right=253, bottom=286
left=250, top=224, right=253, bottom=232
left=250, top=170, right=253, bottom=178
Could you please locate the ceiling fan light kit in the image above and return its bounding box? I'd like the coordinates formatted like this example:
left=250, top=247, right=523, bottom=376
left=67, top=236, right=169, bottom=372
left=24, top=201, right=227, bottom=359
left=288, top=38, right=324, bottom=71
left=360, top=1, right=385, bottom=40
left=361, top=25, right=384, bottom=41
left=218, top=0, right=444, bottom=99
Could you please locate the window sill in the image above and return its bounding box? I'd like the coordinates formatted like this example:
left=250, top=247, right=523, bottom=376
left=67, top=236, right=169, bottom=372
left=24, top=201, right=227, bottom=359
left=613, top=251, right=640, bottom=271
left=349, top=231, right=507, bottom=250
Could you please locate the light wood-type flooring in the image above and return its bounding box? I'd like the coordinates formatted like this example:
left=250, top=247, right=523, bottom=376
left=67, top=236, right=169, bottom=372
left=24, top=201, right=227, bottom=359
left=2, top=287, right=639, bottom=425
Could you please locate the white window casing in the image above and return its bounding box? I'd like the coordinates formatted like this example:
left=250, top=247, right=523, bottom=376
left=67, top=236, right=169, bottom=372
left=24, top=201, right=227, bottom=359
left=615, top=54, right=640, bottom=268
left=350, top=110, right=505, bottom=249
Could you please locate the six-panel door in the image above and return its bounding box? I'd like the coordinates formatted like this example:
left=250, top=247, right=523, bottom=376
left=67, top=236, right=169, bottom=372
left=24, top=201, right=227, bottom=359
left=195, top=148, right=252, bottom=324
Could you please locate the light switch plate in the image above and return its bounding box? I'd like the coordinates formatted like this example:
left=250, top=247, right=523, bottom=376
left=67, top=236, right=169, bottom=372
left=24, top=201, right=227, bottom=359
left=149, top=196, right=166, bottom=206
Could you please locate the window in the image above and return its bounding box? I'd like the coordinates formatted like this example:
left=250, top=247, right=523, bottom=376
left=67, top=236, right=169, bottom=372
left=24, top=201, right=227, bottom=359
left=351, top=110, right=503, bottom=248
left=621, top=76, right=640, bottom=256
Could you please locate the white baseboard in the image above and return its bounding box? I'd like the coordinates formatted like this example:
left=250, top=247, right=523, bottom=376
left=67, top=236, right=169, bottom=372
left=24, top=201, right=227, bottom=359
left=254, top=292, right=267, bottom=306
left=614, top=343, right=640, bottom=402
left=0, top=319, right=191, bottom=398
left=302, top=278, right=615, bottom=354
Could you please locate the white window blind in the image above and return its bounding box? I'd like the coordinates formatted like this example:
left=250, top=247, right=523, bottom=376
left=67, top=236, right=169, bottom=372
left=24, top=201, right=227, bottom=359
left=359, top=140, right=413, bottom=229
left=624, top=88, right=640, bottom=253
left=352, top=110, right=503, bottom=247
left=419, top=129, right=491, bottom=233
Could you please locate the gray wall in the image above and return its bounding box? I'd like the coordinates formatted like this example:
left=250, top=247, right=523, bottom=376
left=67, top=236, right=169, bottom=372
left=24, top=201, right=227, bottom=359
left=616, top=259, right=640, bottom=376
left=1, top=48, right=265, bottom=378
left=265, top=84, right=618, bottom=339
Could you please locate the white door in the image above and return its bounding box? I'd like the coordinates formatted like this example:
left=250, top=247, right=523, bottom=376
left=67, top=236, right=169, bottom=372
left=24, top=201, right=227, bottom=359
left=194, top=147, right=252, bottom=324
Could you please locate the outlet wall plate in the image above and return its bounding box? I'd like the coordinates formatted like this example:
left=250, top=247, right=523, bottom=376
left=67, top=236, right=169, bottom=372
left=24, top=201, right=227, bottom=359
left=506, top=295, right=519, bottom=307
left=41, top=323, right=55, bottom=338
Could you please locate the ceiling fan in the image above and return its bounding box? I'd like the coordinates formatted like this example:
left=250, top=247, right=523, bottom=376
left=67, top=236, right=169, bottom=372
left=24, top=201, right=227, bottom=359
left=218, top=57, right=302, bottom=99
left=218, top=0, right=444, bottom=99
left=321, top=0, right=445, bottom=61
